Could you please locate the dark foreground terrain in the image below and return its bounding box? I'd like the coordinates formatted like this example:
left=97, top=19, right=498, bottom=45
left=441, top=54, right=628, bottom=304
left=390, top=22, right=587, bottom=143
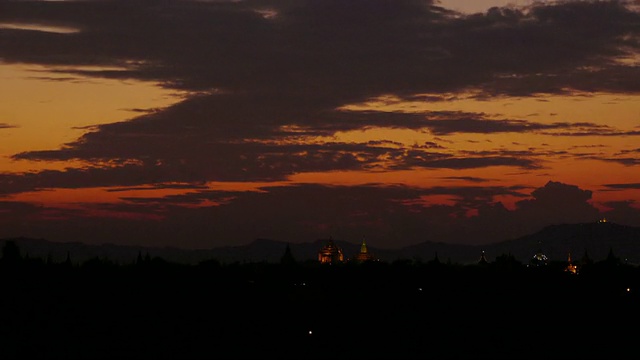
left=1, top=251, right=638, bottom=359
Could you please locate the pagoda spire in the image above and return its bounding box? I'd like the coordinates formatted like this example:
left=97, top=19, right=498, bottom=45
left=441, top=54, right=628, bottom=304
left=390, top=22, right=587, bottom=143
left=565, top=252, right=578, bottom=274
left=353, top=237, right=376, bottom=263
left=360, top=238, right=368, bottom=254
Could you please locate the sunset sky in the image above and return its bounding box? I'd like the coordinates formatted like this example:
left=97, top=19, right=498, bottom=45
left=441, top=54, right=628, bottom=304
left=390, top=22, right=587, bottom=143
left=1, top=0, right=639, bottom=250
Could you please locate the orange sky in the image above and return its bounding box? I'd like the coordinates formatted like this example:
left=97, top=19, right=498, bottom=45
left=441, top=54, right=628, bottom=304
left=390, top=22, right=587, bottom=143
left=0, top=0, right=639, bottom=249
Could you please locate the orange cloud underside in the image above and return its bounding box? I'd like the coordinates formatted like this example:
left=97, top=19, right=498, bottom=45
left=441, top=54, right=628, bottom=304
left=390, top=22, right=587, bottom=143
left=2, top=65, right=639, bottom=214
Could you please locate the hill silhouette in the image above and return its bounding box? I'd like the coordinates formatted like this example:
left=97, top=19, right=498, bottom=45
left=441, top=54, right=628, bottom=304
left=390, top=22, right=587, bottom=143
left=2, top=220, right=639, bottom=265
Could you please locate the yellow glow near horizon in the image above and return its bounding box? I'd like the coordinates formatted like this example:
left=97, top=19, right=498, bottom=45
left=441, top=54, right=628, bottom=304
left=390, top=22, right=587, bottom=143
left=0, top=63, right=187, bottom=172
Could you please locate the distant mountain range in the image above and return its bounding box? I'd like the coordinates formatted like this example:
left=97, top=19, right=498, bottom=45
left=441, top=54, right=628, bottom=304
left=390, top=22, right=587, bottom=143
left=3, top=220, right=640, bottom=266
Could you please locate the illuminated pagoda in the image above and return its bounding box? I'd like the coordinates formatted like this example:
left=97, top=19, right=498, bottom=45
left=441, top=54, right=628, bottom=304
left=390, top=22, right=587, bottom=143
left=529, top=241, right=549, bottom=267
left=353, top=238, right=376, bottom=263
left=530, top=249, right=549, bottom=267
left=318, top=237, right=344, bottom=264
left=565, top=252, right=578, bottom=275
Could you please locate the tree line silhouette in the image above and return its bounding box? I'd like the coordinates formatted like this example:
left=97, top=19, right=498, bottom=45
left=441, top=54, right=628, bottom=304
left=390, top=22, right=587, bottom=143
left=1, top=239, right=639, bottom=359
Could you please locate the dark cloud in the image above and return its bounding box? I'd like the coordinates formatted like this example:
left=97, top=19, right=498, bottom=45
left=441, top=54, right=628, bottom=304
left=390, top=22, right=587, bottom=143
left=603, top=182, right=640, bottom=189
left=403, top=155, right=541, bottom=170
left=105, top=183, right=211, bottom=192
left=2, top=0, right=638, bottom=96
left=589, top=156, right=640, bottom=166
left=618, top=148, right=640, bottom=154
left=25, top=74, right=93, bottom=83
left=569, top=144, right=609, bottom=149
left=415, top=141, right=446, bottom=149
left=419, top=112, right=614, bottom=135
left=7, top=98, right=608, bottom=186
left=0, top=165, right=188, bottom=195
left=119, top=108, right=163, bottom=114
left=440, top=176, right=493, bottom=183
left=5, top=139, right=547, bottom=194
left=456, top=1, right=640, bottom=96
left=513, top=180, right=600, bottom=225
left=0, top=123, right=17, bottom=129
left=3, top=1, right=639, bottom=181
left=543, top=129, right=640, bottom=136
left=0, top=181, right=611, bottom=248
